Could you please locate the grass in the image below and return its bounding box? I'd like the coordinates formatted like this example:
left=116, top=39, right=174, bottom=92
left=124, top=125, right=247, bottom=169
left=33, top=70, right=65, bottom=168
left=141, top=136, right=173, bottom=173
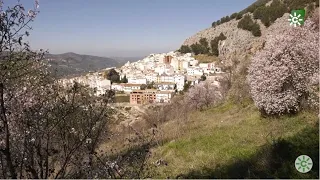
left=193, top=54, right=220, bottom=63
left=115, top=95, right=130, bottom=103
left=145, top=102, right=318, bottom=178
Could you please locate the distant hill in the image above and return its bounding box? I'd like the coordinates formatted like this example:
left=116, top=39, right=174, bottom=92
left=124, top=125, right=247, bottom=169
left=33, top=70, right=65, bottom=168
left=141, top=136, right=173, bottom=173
left=45, top=52, right=130, bottom=78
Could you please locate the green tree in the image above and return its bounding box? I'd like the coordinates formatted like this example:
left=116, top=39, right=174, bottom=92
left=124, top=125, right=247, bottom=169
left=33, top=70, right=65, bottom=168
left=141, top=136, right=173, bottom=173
left=140, top=84, right=147, bottom=90
left=253, top=0, right=287, bottom=27
left=253, top=6, right=267, bottom=19
left=236, top=13, right=243, bottom=20
left=251, top=23, right=262, bottom=37
left=200, top=75, right=207, bottom=81
left=210, top=33, right=227, bottom=56
left=220, top=16, right=226, bottom=23
left=212, top=21, right=217, bottom=27
left=199, top=38, right=209, bottom=54
left=190, top=43, right=202, bottom=55
left=230, top=12, right=238, bottom=19
left=179, top=45, right=192, bottom=53
left=105, top=68, right=120, bottom=83
left=121, top=75, right=128, bottom=83
left=183, top=81, right=192, bottom=92
left=147, top=81, right=155, bottom=89
left=225, top=15, right=230, bottom=22
left=237, top=15, right=261, bottom=37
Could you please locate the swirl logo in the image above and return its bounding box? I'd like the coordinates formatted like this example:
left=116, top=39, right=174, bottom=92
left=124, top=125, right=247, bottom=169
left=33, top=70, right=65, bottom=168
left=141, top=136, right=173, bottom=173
left=295, top=155, right=313, bottom=173
left=288, top=10, right=305, bottom=27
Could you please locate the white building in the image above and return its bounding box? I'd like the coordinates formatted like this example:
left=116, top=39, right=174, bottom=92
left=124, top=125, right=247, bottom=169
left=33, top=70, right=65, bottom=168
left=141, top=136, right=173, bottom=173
left=199, top=63, right=215, bottom=69
left=111, top=83, right=124, bottom=91
left=187, top=67, right=204, bottom=76
left=164, top=65, right=175, bottom=75
left=159, top=74, right=175, bottom=83
left=170, top=58, right=180, bottom=70
left=174, top=75, right=185, bottom=91
left=154, top=64, right=166, bottom=75
left=96, top=79, right=111, bottom=96
left=123, top=84, right=142, bottom=93
left=154, top=82, right=175, bottom=91
left=145, top=73, right=158, bottom=83
left=156, top=91, right=174, bottom=103
left=189, top=59, right=199, bottom=67
left=127, top=77, right=147, bottom=84
left=182, top=61, right=190, bottom=70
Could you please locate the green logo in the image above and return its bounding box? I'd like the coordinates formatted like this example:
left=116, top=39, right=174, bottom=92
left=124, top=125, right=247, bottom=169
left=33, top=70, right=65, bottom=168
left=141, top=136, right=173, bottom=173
left=288, top=10, right=305, bottom=27
left=295, top=155, right=313, bottom=173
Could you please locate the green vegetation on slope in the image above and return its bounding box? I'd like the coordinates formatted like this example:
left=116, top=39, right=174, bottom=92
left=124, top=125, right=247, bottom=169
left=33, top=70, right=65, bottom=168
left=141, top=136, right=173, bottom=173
left=211, top=0, right=319, bottom=28
left=237, top=15, right=261, bottom=37
left=193, top=54, right=220, bottom=63
left=146, top=102, right=318, bottom=178
left=178, top=33, right=227, bottom=56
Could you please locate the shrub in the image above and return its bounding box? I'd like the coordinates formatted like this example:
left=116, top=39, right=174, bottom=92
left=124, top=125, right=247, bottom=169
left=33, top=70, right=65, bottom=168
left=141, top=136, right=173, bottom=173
left=268, top=0, right=287, bottom=23
left=105, top=68, right=120, bottom=83
left=284, top=0, right=318, bottom=11
left=220, top=16, right=230, bottom=23
left=210, top=33, right=227, bottom=56
left=185, top=81, right=223, bottom=110
left=253, top=0, right=287, bottom=27
left=236, top=13, right=243, bottom=20
left=253, top=6, right=268, bottom=20
left=227, top=56, right=252, bottom=106
left=140, top=84, right=147, bottom=90
left=247, top=18, right=319, bottom=115
left=251, top=23, right=262, bottom=36
left=230, top=13, right=238, bottom=19
left=237, top=15, right=253, bottom=30
left=121, top=75, right=128, bottom=83
left=199, top=38, right=210, bottom=54
left=200, top=75, right=206, bottom=81
left=179, top=45, right=192, bottom=53
left=190, top=38, right=210, bottom=55
left=237, top=15, right=262, bottom=37
left=190, top=43, right=202, bottom=55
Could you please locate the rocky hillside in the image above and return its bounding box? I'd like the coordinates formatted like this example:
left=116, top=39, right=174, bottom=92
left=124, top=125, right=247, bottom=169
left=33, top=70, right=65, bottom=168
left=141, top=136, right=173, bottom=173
left=183, top=12, right=290, bottom=66
left=181, top=0, right=318, bottom=66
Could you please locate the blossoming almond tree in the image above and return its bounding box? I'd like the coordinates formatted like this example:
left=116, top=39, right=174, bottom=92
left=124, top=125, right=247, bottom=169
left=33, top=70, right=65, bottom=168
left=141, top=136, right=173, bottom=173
left=185, top=81, right=223, bottom=110
left=0, top=1, right=116, bottom=178
left=247, top=12, right=319, bottom=115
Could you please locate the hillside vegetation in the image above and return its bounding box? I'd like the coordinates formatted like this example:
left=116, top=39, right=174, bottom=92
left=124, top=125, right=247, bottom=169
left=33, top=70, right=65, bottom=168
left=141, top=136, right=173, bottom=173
left=181, top=0, right=319, bottom=67
left=146, top=102, right=318, bottom=178
left=193, top=54, right=219, bottom=63
left=100, top=6, right=319, bottom=179
left=0, top=0, right=318, bottom=179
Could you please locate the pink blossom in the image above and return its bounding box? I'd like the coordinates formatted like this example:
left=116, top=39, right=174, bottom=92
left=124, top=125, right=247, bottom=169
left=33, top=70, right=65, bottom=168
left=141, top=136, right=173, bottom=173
left=247, top=17, right=319, bottom=115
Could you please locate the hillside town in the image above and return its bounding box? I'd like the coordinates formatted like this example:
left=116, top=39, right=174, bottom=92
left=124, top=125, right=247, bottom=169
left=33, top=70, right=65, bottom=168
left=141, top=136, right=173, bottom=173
left=60, top=51, right=223, bottom=104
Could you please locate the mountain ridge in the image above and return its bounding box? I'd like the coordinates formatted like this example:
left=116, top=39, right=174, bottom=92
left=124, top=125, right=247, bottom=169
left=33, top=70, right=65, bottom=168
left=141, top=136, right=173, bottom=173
left=45, top=52, right=127, bottom=78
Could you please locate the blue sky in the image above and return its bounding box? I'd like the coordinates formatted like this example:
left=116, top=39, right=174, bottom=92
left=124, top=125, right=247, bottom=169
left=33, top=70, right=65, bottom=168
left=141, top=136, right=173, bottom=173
left=6, top=0, right=255, bottom=57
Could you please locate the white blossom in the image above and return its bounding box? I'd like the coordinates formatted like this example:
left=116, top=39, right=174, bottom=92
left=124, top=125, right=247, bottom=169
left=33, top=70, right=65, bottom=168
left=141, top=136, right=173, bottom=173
left=247, top=18, right=319, bottom=115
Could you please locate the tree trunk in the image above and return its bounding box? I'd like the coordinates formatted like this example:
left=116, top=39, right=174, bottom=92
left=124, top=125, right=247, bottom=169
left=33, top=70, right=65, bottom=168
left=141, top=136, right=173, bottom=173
left=0, top=83, right=17, bottom=178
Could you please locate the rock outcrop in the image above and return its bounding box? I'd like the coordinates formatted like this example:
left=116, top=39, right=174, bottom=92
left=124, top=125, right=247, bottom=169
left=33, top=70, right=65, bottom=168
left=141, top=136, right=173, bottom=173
left=182, top=12, right=291, bottom=66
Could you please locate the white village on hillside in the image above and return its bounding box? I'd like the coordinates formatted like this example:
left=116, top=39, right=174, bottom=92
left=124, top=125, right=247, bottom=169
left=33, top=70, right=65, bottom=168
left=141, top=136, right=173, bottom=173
left=60, top=51, right=224, bottom=104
